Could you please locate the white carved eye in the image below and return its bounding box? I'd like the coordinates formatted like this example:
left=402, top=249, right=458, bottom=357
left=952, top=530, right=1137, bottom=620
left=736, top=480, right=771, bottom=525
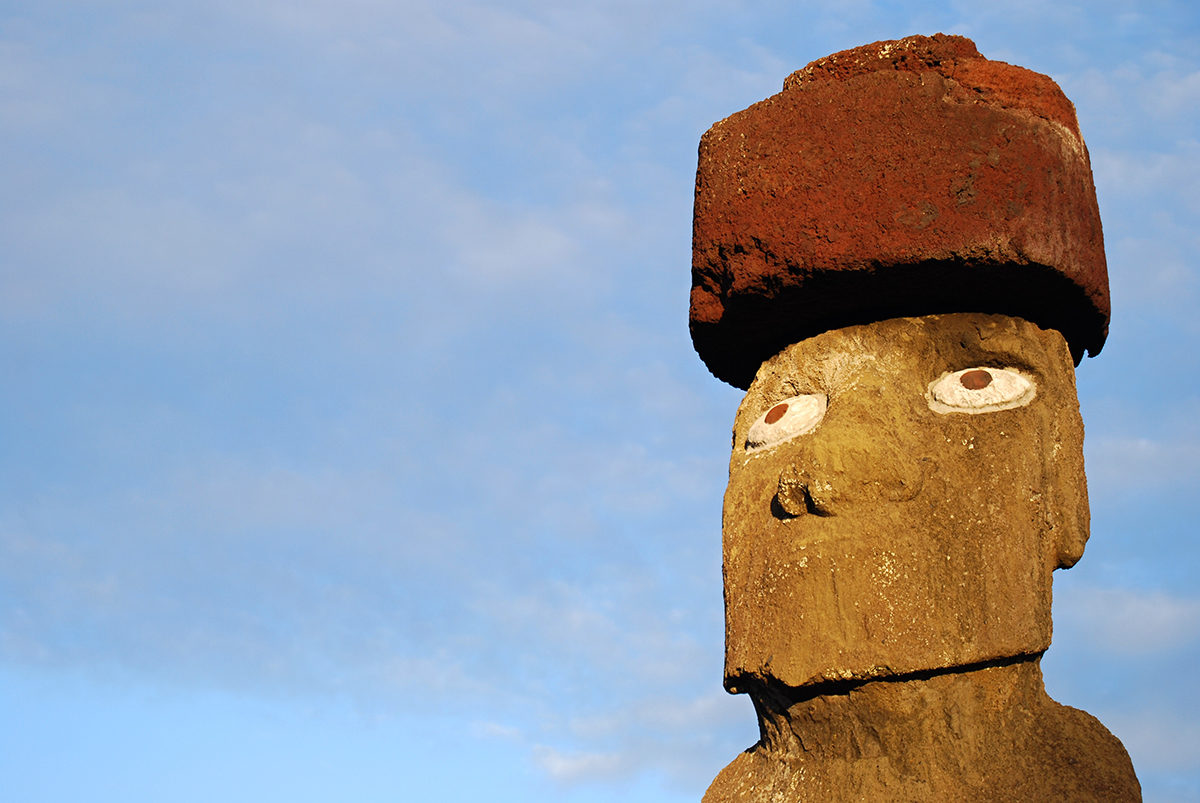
left=745, top=394, right=827, bottom=452
left=927, top=367, right=1035, bottom=414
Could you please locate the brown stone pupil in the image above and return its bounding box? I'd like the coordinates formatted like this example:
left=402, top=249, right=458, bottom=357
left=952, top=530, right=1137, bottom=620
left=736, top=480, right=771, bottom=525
left=960, top=369, right=993, bottom=390
left=765, top=403, right=789, bottom=424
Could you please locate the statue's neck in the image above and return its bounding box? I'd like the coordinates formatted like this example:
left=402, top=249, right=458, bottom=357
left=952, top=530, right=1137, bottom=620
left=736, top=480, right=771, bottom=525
left=706, top=654, right=1140, bottom=801
left=748, top=654, right=1047, bottom=759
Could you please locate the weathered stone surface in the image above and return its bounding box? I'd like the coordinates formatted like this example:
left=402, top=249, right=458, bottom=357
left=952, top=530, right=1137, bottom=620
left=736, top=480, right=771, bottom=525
left=690, top=34, right=1108, bottom=389
left=703, top=659, right=1140, bottom=801
left=723, top=314, right=1087, bottom=690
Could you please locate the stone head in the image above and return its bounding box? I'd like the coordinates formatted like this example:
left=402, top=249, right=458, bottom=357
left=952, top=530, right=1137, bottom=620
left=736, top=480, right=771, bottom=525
left=721, top=312, right=1088, bottom=690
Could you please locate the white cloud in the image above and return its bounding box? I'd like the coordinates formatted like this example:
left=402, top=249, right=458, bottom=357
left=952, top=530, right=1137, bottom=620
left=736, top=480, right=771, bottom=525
left=1106, top=235, right=1199, bottom=316
left=0, top=37, right=102, bottom=134
left=533, top=744, right=627, bottom=783
left=545, top=689, right=753, bottom=790
left=1093, top=144, right=1200, bottom=217
left=519, top=688, right=752, bottom=790
left=1108, top=710, right=1200, bottom=773
left=439, top=195, right=616, bottom=290
left=472, top=720, right=523, bottom=740
left=1055, top=585, right=1200, bottom=655
left=1144, top=68, right=1200, bottom=122
left=1064, top=59, right=1200, bottom=148
left=1086, top=435, right=1200, bottom=494
left=211, top=0, right=749, bottom=105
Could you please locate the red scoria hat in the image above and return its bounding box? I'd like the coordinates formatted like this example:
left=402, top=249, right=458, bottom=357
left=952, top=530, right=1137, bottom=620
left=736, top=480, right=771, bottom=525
left=690, top=34, right=1109, bottom=389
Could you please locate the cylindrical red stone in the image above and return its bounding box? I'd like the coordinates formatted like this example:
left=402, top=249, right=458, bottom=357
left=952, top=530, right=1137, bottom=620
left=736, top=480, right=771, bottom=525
left=690, top=34, right=1109, bottom=389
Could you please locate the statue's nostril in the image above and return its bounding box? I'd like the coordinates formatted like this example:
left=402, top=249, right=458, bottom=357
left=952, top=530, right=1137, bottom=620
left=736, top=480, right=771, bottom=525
left=774, top=473, right=832, bottom=519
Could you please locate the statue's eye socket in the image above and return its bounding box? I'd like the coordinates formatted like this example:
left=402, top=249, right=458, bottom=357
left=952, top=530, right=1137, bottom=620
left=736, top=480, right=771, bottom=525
left=927, top=367, right=1035, bottom=414
left=746, top=394, right=827, bottom=452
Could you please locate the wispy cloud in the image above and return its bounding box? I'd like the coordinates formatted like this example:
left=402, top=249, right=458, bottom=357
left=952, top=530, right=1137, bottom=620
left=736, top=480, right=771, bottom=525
left=1055, top=585, right=1200, bottom=655
left=1107, top=710, right=1200, bottom=774
left=529, top=689, right=752, bottom=789
left=1086, top=435, right=1200, bottom=494
left=533, top=744, right=628, bottom=784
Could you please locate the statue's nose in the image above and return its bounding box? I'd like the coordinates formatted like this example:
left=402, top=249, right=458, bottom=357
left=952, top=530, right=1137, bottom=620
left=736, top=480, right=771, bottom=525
left=773, top=466, right=834, bottom=518
left=773, top=456, right=937, bottom=519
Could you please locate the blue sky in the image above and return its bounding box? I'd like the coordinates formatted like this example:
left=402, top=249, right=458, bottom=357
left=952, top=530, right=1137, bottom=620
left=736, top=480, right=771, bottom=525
left=1, top=1, right=1198, bottom=801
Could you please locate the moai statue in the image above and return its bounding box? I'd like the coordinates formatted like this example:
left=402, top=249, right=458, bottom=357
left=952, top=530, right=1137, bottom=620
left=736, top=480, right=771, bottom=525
left=690, top=35, right=1141, bottom=801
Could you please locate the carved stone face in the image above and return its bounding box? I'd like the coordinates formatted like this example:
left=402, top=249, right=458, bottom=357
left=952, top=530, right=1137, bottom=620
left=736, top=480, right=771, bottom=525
left=722, top=313, right=1089, bottom=691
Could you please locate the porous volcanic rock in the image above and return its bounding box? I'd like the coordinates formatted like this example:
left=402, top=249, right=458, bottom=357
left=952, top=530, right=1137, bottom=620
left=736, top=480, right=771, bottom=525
left=690, top=34, right=1108, bottom=389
